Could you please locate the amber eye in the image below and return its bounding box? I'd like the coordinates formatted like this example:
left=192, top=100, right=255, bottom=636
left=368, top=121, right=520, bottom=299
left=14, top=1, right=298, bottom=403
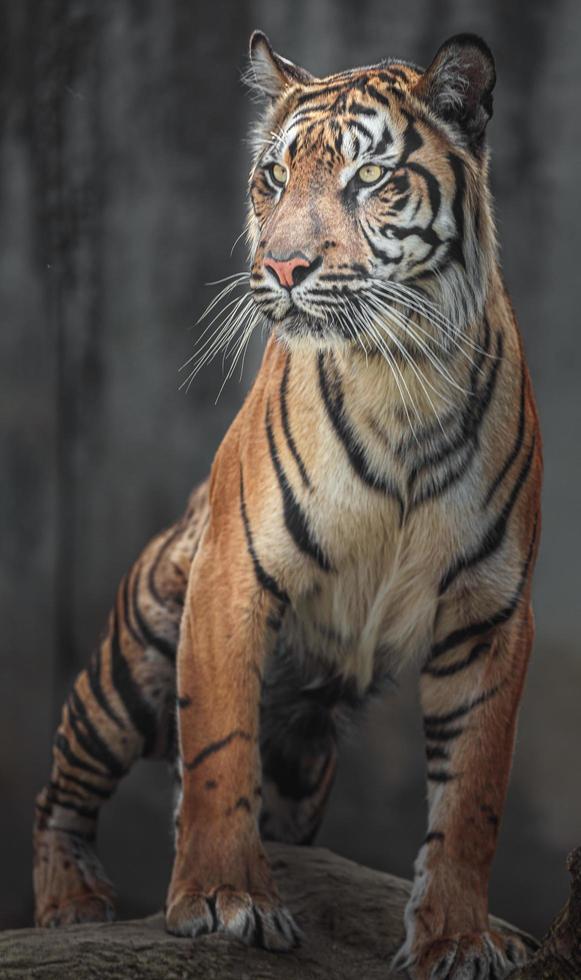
left=267, top=163, right=289, bottom=188
left=357, top=163, right=386, bottom=185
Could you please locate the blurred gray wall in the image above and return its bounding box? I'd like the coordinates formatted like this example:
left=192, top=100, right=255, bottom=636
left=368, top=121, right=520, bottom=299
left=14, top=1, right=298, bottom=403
left=1, top=0, right=580, bottom=937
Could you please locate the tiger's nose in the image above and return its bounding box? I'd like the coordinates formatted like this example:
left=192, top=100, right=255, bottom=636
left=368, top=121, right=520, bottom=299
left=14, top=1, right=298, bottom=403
left=263, top=252, right=318, bottom=289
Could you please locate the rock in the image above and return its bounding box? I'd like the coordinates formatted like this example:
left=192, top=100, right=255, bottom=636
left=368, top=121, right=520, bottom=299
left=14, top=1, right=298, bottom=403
left=0, top=844, right=536, bottom=980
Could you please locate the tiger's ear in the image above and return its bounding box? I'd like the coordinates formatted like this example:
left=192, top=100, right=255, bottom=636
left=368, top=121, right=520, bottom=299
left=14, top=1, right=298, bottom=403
left=248, top=31, right=313, bottom=100
left=413, top=34, right=496, bottom=150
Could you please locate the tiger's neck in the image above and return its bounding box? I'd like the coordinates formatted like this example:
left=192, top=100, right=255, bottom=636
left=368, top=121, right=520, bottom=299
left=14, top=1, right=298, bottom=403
left=282, top=310, right=487, bottom=441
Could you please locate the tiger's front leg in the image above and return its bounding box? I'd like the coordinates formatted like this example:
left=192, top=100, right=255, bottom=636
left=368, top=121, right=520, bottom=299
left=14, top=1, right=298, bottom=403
left=165, top=494, right=300, bottom=950
left=395, top=605, right=536, bottom=979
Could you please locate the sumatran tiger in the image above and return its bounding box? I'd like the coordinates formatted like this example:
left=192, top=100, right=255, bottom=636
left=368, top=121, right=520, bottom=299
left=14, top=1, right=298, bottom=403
left=33, top=30, right=542, bottom=980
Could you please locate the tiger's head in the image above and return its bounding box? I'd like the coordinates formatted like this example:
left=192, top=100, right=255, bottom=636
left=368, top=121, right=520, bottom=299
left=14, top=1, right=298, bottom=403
left=246, top=32, right=497, bottom=355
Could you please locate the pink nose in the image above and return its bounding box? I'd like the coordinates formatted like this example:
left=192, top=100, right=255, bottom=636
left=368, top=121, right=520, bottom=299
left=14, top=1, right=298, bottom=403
left=264, top=253, right=312, bottom=289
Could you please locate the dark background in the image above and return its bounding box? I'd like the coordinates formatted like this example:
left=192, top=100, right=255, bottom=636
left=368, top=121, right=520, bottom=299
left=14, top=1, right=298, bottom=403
left=1, top=0, right=580, bottom=938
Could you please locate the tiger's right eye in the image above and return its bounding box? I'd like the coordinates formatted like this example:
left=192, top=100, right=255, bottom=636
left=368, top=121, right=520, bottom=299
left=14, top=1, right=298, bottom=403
left=267, top=163, right=289, bottom=188
left=357, top=163, right=386, bottom=185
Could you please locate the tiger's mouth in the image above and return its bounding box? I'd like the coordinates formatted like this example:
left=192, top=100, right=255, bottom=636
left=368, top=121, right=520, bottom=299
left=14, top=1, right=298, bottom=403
left=258, top=293, right=355, bottom=347
left=253, top=285, right=358, bottom=344
left=274, top=313, right=349, bottom=346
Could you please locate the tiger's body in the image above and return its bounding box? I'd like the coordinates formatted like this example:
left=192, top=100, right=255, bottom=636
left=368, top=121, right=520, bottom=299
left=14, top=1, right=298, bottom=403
left=34, top=31, right=542, bottom=980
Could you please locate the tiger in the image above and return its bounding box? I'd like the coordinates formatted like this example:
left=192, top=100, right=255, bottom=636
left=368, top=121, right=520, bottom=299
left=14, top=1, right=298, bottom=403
left=33, top=29, right=542, bottom=980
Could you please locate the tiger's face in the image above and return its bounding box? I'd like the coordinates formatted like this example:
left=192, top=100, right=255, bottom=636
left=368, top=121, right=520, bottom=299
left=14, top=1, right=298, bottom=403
left=247, top=33, right=496, bottom=353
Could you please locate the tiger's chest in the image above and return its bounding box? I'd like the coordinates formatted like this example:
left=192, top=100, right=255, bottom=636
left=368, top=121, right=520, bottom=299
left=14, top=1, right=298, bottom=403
left=277, top=484, right=471, bottom=692
left=254, top=344, right=511, bottom=691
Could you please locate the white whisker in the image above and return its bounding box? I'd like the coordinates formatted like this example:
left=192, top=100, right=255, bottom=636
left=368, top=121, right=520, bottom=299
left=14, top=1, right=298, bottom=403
left=365, top=293, right=471, bottom=397
left=371, top=278, right=492, bottom=363
left=358, top=313, right=421, bottom=443
left=205, top=271, right=250, bottom=287
left=181, top=293, right=254, bottom=373
left=358, top=295, right=448, bottom=437
left=215, top=317, right=259, bottom=403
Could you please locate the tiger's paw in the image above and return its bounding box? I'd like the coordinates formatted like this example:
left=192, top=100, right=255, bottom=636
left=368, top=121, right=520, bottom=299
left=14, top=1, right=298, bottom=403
left=42, top=893, right=115, bottom=928
left=166, top=888, right=301, bottom=951
left=393, top=929, right=530, bottom=979
left=33, top=826, right=116, bottom=928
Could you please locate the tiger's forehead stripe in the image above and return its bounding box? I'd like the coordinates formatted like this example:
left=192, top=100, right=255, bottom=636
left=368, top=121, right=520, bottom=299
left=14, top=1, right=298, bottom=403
left=268, top=73, right=418, bottom=168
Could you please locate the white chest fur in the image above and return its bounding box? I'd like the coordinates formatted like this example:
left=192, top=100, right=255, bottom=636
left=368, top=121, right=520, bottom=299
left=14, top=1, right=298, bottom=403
left=280, top=495, right=461, bottom=691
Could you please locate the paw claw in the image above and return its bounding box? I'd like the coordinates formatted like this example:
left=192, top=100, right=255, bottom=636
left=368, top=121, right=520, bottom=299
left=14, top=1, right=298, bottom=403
left=394, top=930, right=529, bottom=980
left=166, top=890, right=300, bottom=951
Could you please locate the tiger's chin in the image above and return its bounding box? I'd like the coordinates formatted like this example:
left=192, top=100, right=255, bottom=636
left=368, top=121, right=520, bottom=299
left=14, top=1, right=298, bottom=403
left=272, top=313, right=353, bottom=352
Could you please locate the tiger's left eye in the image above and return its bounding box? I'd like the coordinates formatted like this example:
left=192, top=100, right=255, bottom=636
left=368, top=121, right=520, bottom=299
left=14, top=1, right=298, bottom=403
left=268, top=163, right=289, bottom=188
left=357, top=163, right=386, bottom=185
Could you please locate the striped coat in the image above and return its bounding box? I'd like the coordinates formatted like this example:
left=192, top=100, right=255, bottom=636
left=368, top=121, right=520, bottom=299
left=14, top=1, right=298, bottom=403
left=34, top=29, right=541, bottom=980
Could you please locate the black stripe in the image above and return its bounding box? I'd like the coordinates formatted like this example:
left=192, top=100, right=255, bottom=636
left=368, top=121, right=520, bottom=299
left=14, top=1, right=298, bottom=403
left=424, top=725, right=464, bottom=743
left=430, top=510, right=539, bottom=665
left=364, top=82, right=391, bottom=108
left=293, top=83, right=350, bottom=107
left=184, top=729, right=252, bottom=772
left=318, top=272, right=365, bottom=283
left=406, top=162, right=441, bottom=218
left=427, top=770, right=456, bottom=783
left=147, top=524, right=184, bottom=606
left=54, top=732, right=107, bottom=779
left=426, top=746, right=449, bottom=761
left=123, top=567, right=148, bottom=646
left=110, top=598, right=157, bottom=756
left=67, top=689, right=126, bottom=778
left=423, top=686, right=500, bottom=728
left=280, top=355, right=311, bottom=489
left=439, top=435, right=536, bottom=595
left=375, top=123, right=393, bottom=156
left=317, top=353, right=404, bottom=517
left=447, top=152, right=467, bottom=269
left=422, top=641, right=491, bottom=678
left=348, top=100, right=378, bottom=117
left=411, top=441, right=478, bottom=508
left=56, top=769, right=113, bottom=801
left=484, top=359, right=527, bottom=507
left=38, top=818, right=96, bottom=844
left=400, top=110, right=423, bottom=162
left=381, top=66, right=414, bottom=84
left=425, top=831, right=445, bottom=843
left=130, top=568, right=176, bottom=661
left=431, top=597, right=517, bottom=662
left=86, top=646, right=126, bottom=731
left=239, top=471, right=290, bottom=605
left=408, top=325, right=501, bottom=484
left=45, top=788, right=98, bottom=820
left=349, top=118, right=375, bottom=143
left=265, top=405, right=332, bottom=573
left=390, top=222, right=442, bottom=252
left=472, top=314, right=492, bottom=375
left=361, top=223, right=402, bottom=264
left=48, top=778, right=90, bottom=804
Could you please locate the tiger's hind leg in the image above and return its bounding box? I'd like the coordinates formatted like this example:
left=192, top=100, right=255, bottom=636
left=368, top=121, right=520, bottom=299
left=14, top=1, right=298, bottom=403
left=258, top=647, right=365, bottom=847
left=33, top=491, right=207, bottom=927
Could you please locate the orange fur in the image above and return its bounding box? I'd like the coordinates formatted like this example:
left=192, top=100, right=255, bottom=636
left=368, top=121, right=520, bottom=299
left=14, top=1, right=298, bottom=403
left=34, top=31, right=541, bottom=977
